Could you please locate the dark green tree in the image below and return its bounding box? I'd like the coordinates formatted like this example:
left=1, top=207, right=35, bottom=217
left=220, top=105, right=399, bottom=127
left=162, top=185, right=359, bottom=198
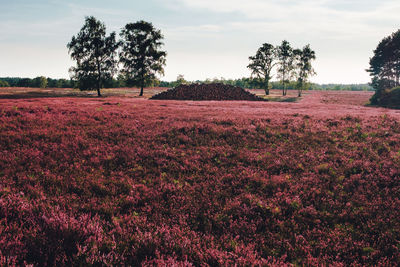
left=367, top=29, right=400, bottom=104
left=175, top=74, right=188, bottom=86
left=32, top=76, right=48, bottom=88
left=247, top=43, right=276, bottom=95
left=120, top=20, right=166, bottom=96
left=294, top=45, right=316, bottom=97
left=277, top=40, right=295, bottom=96
left=0, top=80, right=10, bottom=87
left=17, top=78, right=33, bottom=87
left=67, top=16, right=119, bottom=97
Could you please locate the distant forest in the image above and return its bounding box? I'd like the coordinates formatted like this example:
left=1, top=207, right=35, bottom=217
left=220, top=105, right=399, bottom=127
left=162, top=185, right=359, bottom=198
left=0, top=76, right=373, bottom=91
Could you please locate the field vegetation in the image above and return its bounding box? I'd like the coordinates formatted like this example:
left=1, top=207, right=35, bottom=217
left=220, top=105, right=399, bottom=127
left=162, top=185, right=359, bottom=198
left=1, top=88, right=400, bottom=265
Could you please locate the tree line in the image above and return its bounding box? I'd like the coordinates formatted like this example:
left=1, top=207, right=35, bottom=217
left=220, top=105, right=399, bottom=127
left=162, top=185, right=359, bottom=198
left=0, top=76, right=372, bottom=92
left=66, top=16, right=318, bottom=97
left=0, top=76, right=153, bottom=89
left=0, top=77, right=74, bottom=88
left=160, top=77, right=372, bottom=91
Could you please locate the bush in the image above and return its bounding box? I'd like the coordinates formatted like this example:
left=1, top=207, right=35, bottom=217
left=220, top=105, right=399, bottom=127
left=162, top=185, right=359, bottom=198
left=1, top=98, right=400, bottom=265
left=372, top=86, right=400, bottom=108
left=0, top=80, right=10, bottom=87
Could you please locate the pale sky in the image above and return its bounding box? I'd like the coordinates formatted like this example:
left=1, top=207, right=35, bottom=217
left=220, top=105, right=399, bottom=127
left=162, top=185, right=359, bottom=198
left=0, top=0, right=399, bottom=83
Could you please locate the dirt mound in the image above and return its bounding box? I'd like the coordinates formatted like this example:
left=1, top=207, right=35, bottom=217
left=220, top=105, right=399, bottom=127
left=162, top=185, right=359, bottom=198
left=150, top=83, right=264, bottom=101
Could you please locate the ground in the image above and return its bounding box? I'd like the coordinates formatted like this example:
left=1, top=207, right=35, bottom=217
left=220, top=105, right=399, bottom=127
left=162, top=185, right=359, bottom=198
left=0, top=87, right=399, bottom=266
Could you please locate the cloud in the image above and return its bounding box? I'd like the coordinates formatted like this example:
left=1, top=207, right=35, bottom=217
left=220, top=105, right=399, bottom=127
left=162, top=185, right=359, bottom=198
left=166, top=24, right=222, bottom=37
left=1, top=0, right=398, bottom=82
left=173, top=0, right=398, bottom=17
left=167, top=0, right=399, bottom=39
left=157, top=0, right=400, bottom=83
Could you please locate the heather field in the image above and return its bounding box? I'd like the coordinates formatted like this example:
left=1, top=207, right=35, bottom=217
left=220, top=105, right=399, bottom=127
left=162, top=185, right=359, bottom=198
left=1, top=89, right=400, bottom=265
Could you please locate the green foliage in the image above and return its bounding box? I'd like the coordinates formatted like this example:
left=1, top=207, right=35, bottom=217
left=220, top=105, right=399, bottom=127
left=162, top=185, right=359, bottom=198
left=247, top=43, right=277, bottom=95
left=277, top=40, right=295, bottom=96
left=67, top=16, right=119, bottom=96
left=17, top=78, right=33, bottom=87
left=47, top=78, right=75, bottom=88
left=103, top=74, right=127, bottom=88
left=0, top=80, right=10, bottom=87
left=158, top=78, right=371, bottom=92
left=164, top=74, right=189, bottom=88
left=246, top=41, right=316, bottom=97
left=32, top=76, right=48, bottom=88
left=175, top=74, right=187, bottom=86
left=294, top=45, right=316, bottom=97
left=0, top=77, right=74, bottom=88
left=367, top=29, right=400, bottom=105
left=120, top=20, right=166, bottom=96
left=309, top=83, right=373, bottom=91
left=373, top=87, right=400, bottom=108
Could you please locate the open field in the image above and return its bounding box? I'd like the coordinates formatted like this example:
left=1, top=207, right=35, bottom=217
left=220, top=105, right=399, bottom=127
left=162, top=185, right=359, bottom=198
left=1, top=88, right=400, bottom=265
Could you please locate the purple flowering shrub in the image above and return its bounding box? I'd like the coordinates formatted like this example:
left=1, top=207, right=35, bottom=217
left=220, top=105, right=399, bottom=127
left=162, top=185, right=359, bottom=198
left=0, top=95, right=399, bottom=265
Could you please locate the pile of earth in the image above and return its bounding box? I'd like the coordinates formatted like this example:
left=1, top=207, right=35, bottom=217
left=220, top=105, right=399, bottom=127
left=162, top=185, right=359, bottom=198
left=150, top=83, right=264, bottom=101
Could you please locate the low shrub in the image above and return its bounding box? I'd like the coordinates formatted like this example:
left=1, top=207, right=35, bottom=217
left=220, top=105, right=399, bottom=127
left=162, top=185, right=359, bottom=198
left=370, top=86, right=400, bottom=108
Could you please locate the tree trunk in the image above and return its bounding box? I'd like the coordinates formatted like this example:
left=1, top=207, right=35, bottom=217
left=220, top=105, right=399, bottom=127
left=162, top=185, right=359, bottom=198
left=265, top=79, right=270, bottom=95
left=97, top=78, right=102, bottom=97
left=96, top=57, right=102, bottom=97
left=282, top=70, right=286, bottom=96
left=139, top=73, right=144, bottom=96
left=297, top=81, right=302, bottom=97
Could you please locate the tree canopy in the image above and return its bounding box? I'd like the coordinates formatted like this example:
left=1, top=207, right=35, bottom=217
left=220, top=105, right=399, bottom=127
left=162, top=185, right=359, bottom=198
left=247, top=43, right=276, bottom=95
left=32, top=76, right=48, bottom=88
left=367, top=29, right=400, bottom=105
left=247, top=41, right=316, bottom=97
left=67, top=16, right=119, bottom=97
left=120, top=20, right=166, bottom=96
left=277, top=40, right=295, bottom=96
left=0, top=80, right=9, bottom=87
left=294, top=45, right=316, bottom=97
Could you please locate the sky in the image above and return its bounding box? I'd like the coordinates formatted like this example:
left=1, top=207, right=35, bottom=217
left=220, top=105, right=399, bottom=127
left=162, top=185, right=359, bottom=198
left=0, top=0, right=399, bottom=84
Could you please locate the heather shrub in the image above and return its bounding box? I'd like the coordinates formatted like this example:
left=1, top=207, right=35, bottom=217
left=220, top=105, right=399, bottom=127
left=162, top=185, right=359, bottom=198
left=0, top=97, right=399, bottom=265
